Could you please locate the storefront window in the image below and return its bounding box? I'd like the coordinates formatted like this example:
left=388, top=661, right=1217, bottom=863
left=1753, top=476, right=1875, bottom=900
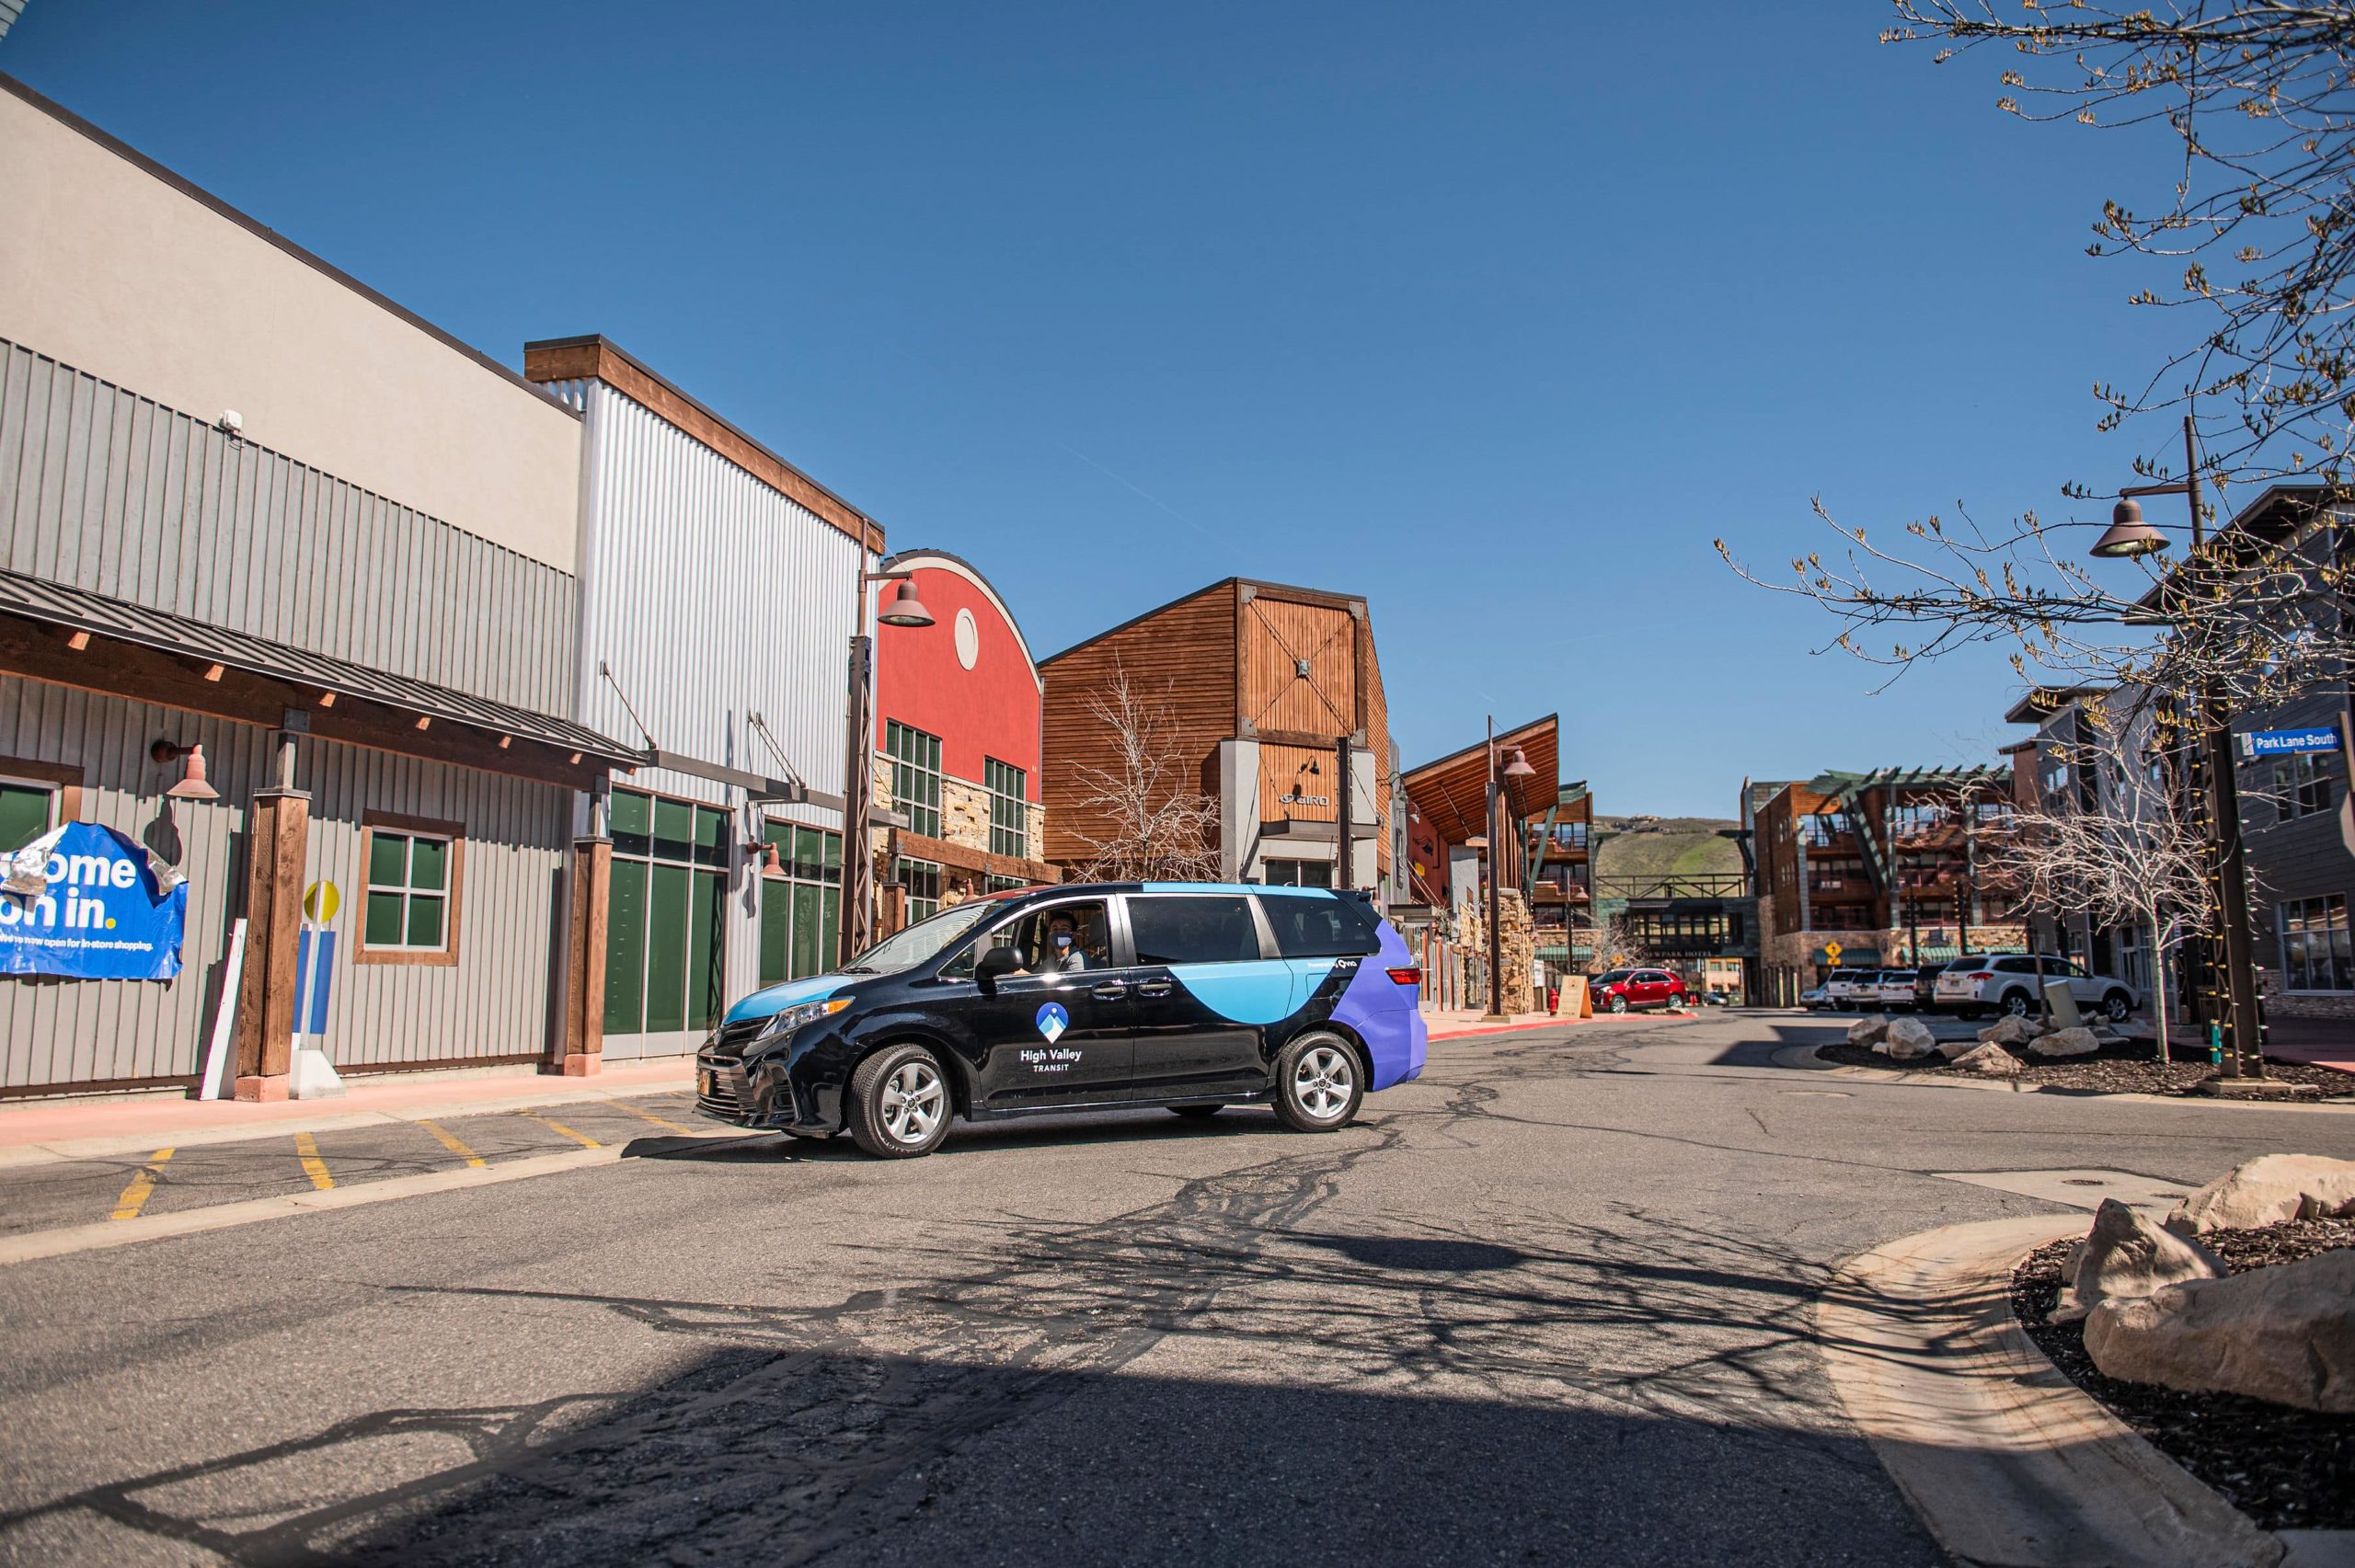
left=758, top=821, right=843, bottom=986
left=605, top=788, right=729, bottom=1036
left=2280, top=895, right=2353, bottom=992
left=985, top=758, right=1027, bottom=860
left=360, top=818, right=461, bottom=956
left=902, top=858, right=944, bottom=921
left=886, top=721, right=943, bottom=839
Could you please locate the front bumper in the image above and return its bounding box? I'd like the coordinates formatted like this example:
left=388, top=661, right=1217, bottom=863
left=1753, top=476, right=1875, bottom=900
left=694, top=1051, right=835, bottom=1135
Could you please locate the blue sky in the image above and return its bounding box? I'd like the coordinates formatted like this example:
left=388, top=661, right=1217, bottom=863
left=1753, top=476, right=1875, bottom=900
left=4, top=1, right=2179, bottom=817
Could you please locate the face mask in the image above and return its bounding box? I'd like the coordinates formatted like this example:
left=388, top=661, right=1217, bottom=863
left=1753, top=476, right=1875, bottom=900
left=1052, top=933, right=1074, bottom=949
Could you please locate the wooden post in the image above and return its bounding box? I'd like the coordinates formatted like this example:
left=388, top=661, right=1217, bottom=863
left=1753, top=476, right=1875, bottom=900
left=550, top=835, right=611, bottom=1076
left=879, top=883, right=908, bottom=941
left=233, top=787, right=308, bottom=1101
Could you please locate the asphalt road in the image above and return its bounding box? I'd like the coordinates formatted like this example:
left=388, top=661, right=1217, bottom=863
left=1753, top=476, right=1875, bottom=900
left=4, top=1010, right=2351, bottom=1565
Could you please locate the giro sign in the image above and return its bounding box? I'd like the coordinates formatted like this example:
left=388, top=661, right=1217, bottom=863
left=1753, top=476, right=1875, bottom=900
left=0, top=821, right=188, bottom=980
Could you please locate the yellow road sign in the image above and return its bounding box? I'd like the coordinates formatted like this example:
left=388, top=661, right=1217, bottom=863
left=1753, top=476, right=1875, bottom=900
left=303, top=880, right=340, bottom=924
left=1824, top=940, right=1844, bottom=965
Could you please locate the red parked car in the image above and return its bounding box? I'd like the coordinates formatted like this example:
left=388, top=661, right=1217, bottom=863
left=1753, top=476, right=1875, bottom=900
left=1590, top=967, right=1687, bottom=1014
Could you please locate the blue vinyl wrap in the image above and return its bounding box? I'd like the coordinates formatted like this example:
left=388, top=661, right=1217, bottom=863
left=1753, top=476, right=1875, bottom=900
left=722, top=974, right=849, bottom=1025
left=1169, top=960, right=1321, bottom=1025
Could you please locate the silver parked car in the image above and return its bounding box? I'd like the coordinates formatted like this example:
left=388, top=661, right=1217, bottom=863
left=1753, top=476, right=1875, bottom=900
left=1934, top=954, right=2141, bottom=1023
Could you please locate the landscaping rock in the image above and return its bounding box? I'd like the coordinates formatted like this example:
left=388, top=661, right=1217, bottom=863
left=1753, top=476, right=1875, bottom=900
left=1976, top=1015, right=2044, bottom=1047
left=2054, top=1198, right=2225, bottom=1322
left=2084, top=1248, right=2355, bottom=1413
left=1883, top=1018, right=1939, bottom=1059
left=2028, top=1026, right=2101, bottom=1058
left=2165, top=1154, right=2355, bottom=1234
left=1947, top=1040, right=2025, bottom=1076
left=1936, top=1036, right=1980, bottom=1060
left=1845, top=1014, right=1890, bottom=1047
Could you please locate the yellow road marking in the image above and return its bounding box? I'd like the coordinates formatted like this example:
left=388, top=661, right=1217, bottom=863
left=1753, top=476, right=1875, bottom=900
left=109, top=1148, right=174, bottom=1221
left=293, top=1131, right=334, bottom=1190
left=417, top=1120, right=487, bottom=1169
left=519, top=1112, right=600, bottom=1150
left=608, top=1098, right=695, bottom=1136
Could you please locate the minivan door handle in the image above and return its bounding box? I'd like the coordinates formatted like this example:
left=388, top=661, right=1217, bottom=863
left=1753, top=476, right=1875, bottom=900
left=1134, top=979, right=1173, bottom=999
left=1090, top=981, right=1130, bottom=1001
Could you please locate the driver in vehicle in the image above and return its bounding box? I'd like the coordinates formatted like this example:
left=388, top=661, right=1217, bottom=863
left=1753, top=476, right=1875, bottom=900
left=1027, top=910, right=1090, bottom=974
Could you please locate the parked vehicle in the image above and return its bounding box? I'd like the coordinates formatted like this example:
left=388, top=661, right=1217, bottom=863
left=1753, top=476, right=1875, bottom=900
left=1934, top=954, right=2140, bottom=1023
left=1913, top=958, right=1979, bottom=1013
left=1589, top=967, right=1688, bottom=1013
left=1869, top=968, right=1919, bottom=1011
left=1798, top=983, right=1831, bottom=1012
left=695, top=882, right=1427, bottom=1158
left=1822, top=969, right=1879, bottom=1011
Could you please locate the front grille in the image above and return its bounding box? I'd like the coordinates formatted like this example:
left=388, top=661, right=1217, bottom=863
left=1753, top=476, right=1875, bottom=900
left=711, top=1018, right=766, bottom=1057
left=695, top=1053, right=752, bottom=1121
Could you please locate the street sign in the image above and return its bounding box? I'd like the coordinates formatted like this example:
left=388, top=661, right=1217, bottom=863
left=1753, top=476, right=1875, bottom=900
left=1823, top=940, right=1843, bottom=966
left=303, top=879, right=340, bottom=923
left=2240, top=727, right=2340, bottom=759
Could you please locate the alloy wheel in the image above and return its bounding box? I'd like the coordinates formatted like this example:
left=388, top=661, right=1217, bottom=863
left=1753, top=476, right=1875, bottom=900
left=880, top=1061, right=946, bottom=1144
left=1292, top=1046, right=1354, bottom=1120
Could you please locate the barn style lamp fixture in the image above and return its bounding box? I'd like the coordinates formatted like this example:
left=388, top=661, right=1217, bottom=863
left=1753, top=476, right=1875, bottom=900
left=1502, top=747, right=1536, bottom=781
left=877, top=579, right=936, bottom=628
left=2090, top=494, right=2176, bottom=559
left=149, top=739, right=220, bottom=802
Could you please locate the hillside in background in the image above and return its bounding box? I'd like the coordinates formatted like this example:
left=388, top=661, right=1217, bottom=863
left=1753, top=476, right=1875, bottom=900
left=1591, top=816, right=1743, bottom=888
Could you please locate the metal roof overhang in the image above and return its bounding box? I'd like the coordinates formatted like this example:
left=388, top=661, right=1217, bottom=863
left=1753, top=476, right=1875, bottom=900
left=1401, top=715, right=1560, bottom=845
left=0, top=569, right=645, bottom=788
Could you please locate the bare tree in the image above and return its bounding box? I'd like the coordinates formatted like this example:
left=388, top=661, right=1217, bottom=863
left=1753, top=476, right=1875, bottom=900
left=1583, top=912, right=1659, bottom=975
left=1063, top=666, right=1224, bottom=882
left=1996, top=692, right=2220, bottom=1060
left=1718, top=4, right=2355, bottom=713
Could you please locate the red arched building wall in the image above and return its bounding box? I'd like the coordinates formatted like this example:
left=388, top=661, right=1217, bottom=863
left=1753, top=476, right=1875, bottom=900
left=873, top=552, right=1040, bottom=799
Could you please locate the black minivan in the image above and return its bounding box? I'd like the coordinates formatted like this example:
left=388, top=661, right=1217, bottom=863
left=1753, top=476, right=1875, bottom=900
left=694, top=881, right=1430, bottom=1158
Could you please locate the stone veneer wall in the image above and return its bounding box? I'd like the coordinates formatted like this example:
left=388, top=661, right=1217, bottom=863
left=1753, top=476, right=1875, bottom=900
left=872, top=753, right=1048, bottom=874
left=2256, top=968, right=2355, bottom=1020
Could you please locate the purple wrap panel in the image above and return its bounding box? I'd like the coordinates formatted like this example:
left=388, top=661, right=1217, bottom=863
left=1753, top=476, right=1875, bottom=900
left=1332, top=922, right=1428, bottom=1089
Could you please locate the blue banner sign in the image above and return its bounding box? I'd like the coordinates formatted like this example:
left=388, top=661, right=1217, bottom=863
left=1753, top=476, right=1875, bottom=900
left=2241, top=727, right=2341, bottom=759
left=0, top=822, right=188, bottom=980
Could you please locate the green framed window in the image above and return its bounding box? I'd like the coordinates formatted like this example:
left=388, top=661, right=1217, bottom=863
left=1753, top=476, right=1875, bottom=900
left=0, top=777, right=62, bottom=855
left=902, top=858, right=942, bottom=922
left=603, top=788, right=729, bottom=1035
left=886, top=721, right=943, bottom=839
left=359, top=814, right=463, bottom=961
left=758, top=820, right=844, bottom=987
left=985, top=757, right=1027, bottom=860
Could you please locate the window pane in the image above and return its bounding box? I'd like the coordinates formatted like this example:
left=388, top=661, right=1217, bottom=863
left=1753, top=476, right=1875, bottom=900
left=610, top=789, right=652, bottom=857
left=1129, top=895, right=1260, bottom=965
left=645, top=864, right=691, bottom=1033
left=0, top=781, right=56, bottom=854
left=407, top=894, right=445, bottom=949
left=369, top=831, right=409, bottom=888
left=822, top=830, right=843, bottom=875
left=791, top=882, right=821, bottom=980
left=409, top=836, right=447, bottom=892
left=364, top=890, right=407, bottom=946
left=604, top=859, right=649, bottom=1033
left=760, top=877, right=791, bottom=989
left=694, top=806, right=729, bottom=869
left=1262, top=893, right=1381, bottom=958
left=652, top=798, right=695, bottom=864
left=689, top=870, right=724, bottom=1029
left=821, top=888, right=842, bottom=971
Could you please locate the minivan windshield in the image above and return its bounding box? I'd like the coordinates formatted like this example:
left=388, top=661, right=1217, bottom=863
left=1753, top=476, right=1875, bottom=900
left=840, top=901, right=996, bottom=975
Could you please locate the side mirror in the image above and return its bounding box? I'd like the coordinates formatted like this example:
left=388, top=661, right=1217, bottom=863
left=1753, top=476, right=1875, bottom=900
left=976, top=944, right=1022, bottom=994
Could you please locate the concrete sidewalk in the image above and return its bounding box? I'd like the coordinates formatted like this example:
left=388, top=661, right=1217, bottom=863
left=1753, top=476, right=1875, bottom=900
left=0, top=1059, right=695, bottom=1165
left=1424, top=1006, right=1577, bottom=1038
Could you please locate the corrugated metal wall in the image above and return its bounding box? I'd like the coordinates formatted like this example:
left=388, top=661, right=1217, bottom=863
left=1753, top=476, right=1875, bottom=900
left=0, top=338, right=578, bottom=715
left=0, top=675, right=270, bottom=1089
left=301, top=738, right=569, bottom=1068
left=550, top=379, right=865, bottom=1029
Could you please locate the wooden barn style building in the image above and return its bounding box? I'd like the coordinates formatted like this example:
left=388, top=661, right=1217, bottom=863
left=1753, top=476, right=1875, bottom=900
left=1039, top=578, right=1395, bottom=895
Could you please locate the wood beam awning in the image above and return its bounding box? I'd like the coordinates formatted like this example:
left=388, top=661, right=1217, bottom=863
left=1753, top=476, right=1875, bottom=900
left=1400, top=715, right=1559, bottom=846
left=0, top=568, right=644, bottom=790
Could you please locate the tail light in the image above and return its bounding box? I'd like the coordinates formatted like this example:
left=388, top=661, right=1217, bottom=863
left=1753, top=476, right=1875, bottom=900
left=1387, top=967, right=1422, bottom=987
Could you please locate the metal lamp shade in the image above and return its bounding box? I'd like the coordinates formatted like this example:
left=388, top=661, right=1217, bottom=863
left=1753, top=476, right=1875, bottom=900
left=2090, top=498, right=2171, bottom=558
left=1503, top=748, right=1536, bottom=780
left=163, top=743, right=221, bottom=802
left=878, top=581, right=936, bottom=627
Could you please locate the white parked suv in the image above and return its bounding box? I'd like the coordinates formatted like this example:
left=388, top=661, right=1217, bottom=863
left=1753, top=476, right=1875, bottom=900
left=1823, top=969, right=1880, bottom=1012
left=1934, top=954, right=2140, bottom=1023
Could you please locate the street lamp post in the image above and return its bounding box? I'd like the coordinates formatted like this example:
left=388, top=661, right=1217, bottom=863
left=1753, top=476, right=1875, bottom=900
left=838, top=568, right=935, bottom=964
left=1479, top=717, right=1536, bottom=1022
left=2091, top=415, right=2265, bottom=1078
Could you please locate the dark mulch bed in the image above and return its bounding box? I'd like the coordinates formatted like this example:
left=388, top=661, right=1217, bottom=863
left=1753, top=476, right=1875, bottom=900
left=1816, top=1034, right=2355, bottom=1097
left=2011, top=1219, right=2355, bottom=1531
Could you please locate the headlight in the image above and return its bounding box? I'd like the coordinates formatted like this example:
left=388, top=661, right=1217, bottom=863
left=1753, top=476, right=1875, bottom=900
left=756, top=996, right=850, bottom=1044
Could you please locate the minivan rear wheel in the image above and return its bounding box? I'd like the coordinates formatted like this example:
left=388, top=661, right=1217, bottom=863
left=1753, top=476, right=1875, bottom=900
left=847, top=1043, right=953, bottom=1159
left=1273, top=1033, right=1362, bottom=1133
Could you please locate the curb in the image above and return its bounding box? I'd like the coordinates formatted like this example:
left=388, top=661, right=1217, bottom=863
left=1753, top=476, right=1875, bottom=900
left=1816, top=1214, right=2343, bottom=1567
left=1776, top=1043, right=2355, bottom=1116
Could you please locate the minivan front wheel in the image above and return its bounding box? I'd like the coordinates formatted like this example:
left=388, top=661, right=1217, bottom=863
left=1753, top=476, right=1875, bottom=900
left=847, top=1044, right=953, bottom=1159
left=1273, top=1033, right=1362, bottom=1133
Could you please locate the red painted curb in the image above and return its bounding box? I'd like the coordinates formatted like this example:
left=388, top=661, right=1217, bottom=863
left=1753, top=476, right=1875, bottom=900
left=1428, top=1018, right=1582, bottom=1041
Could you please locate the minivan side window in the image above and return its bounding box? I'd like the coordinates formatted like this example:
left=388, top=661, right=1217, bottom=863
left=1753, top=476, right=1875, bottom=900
left=1259, top=893, right=1381, bottom=958
left=1129, top=895, right=1261, bottom=965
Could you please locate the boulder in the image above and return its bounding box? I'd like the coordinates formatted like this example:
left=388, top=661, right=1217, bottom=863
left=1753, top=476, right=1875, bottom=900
left=1936, top=1036, right=1979, bottom=1061
left=2028, top=1026, right=2100, bottom=1059
left=2053, top=1198, right=2225, bottom=1322
left=1976, top=1015, right=2044, bottom=1047
left=2084, top=1248, right=2355, bottom=1413
left=1884, top=1018, right=1939, bottom=1060
left=1947, top=1041, right=2026, bottom=1077
left=2164, top=1153, right=2355, bottom=1234
left=1845, top=1014, right=1890, bottom=1047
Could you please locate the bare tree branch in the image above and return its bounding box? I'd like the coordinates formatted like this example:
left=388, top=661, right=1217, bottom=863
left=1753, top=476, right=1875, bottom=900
left=1061, top=665, right=1225, bottom=883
